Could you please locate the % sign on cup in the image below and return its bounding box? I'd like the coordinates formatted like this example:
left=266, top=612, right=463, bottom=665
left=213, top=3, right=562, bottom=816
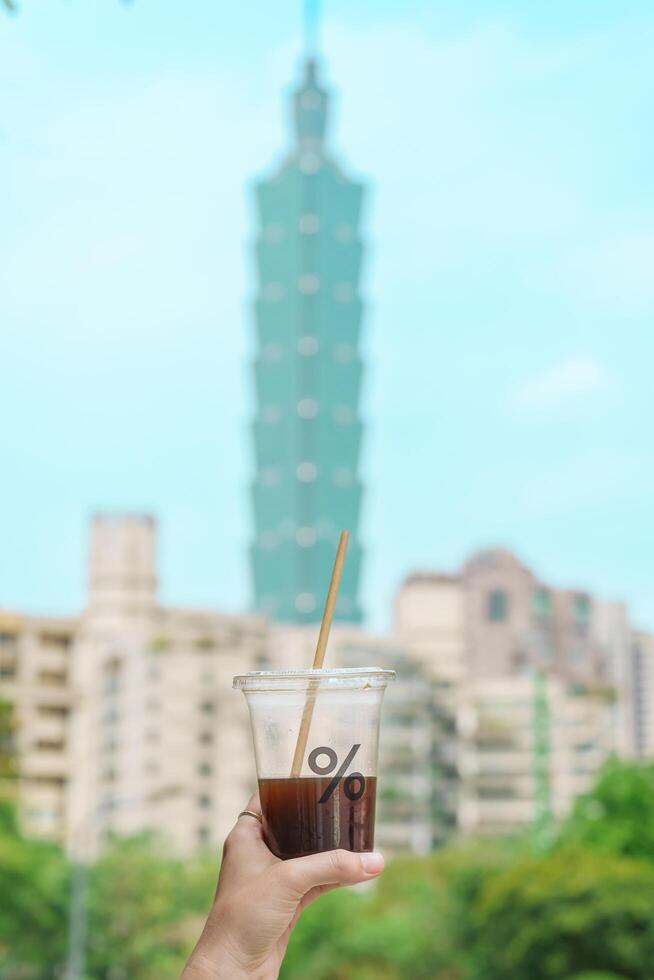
left=307, top=743, right=366, bottom=804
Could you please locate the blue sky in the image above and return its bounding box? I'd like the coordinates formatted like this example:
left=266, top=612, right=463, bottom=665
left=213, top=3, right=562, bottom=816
left=1, top=0, right=653, bottom=630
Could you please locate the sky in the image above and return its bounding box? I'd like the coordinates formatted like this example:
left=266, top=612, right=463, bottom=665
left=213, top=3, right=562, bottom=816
left=1, top=0, right=653, bottom=631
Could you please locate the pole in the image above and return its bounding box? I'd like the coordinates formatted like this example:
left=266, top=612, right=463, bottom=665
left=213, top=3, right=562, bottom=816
left=533, top=670, right=553, bottom=853
left=65, top=858, right=88, bottom=980
left=304, top=0, right=320, bottom=56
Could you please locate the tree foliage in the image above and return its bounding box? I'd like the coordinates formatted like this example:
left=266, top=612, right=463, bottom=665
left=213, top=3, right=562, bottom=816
left=559, top=759, right=654, bottom=863
left=2, top=760, right=654, bottom=978
left=0, top=801, right=70, bottom=978
left=85, top=834, right=216, bottom=979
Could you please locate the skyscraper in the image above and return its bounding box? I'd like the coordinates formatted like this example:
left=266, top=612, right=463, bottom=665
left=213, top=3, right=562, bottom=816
left=250, top=42, right=367, bottom=624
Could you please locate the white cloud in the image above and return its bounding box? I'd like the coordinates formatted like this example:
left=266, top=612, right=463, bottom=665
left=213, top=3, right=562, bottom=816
left=508, top=356, right=614, bottom=415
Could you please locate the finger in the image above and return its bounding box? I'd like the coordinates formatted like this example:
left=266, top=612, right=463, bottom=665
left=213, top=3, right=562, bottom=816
left=275, top=849, right=384, bottom=899
left=222, top=794, right=268, bottom=864
left=234, top=793, right=263, bottom=834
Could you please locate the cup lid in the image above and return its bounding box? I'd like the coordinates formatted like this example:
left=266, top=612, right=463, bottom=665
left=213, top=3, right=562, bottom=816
left=233, top=666, right=395, bottom=690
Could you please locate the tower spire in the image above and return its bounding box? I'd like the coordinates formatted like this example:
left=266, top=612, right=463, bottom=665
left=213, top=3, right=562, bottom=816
left=303, top=0, right=320, bottom=58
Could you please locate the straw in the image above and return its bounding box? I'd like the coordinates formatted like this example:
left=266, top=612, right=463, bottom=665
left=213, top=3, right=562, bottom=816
left=290, top=530, right=349, bottom=777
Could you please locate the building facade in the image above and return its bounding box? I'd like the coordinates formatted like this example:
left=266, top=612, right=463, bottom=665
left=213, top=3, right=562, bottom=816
left=250, top=55, right=367, bottom=625
left=66, top=515, right=268, bottom=857
left=0, top=610, right=75, bottom=841
left=3, top=525, right=653, bottom=855
left=393, top=548, right=641, bottom=836
left=631, top=632, right=654, bottom=758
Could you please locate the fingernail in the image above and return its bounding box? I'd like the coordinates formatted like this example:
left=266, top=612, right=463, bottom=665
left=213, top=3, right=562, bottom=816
left=360, top=851, right=384, bottom=875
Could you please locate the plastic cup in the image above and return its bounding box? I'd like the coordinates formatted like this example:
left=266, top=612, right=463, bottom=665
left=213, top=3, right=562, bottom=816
left=233, top=667, right=395, bottom=859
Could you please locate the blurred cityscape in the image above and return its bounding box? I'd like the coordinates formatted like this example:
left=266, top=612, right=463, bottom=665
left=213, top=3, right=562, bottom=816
left=1, top=38, right=653, bottom=870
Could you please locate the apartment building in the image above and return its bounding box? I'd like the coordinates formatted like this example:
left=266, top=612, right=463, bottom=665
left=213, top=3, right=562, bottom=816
left=394, top=548, right=642, bottom=835
left=67, top=514, right=268, bottom=858
left=4, top=522, right=652, bottom=854
left=457, top=674, right=614, bottom=835
left=631, top=632, right=654, bottom=757
left=0, top=610, right=75, bottom=840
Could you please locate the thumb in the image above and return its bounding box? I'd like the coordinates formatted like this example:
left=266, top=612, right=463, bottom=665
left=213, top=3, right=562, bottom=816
left=274, top=849, right=384, bottom=899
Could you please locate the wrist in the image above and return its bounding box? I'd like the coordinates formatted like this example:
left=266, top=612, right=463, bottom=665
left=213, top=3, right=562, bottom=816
left=182, top=935, right=251, bottom=980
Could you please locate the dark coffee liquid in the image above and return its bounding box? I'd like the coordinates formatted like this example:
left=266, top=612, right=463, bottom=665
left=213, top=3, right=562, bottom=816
left=258, top=776, right=377, bottom=860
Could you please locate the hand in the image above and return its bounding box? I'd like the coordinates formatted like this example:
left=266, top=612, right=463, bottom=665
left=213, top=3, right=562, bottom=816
left=181, top=793, right=384, bottom=980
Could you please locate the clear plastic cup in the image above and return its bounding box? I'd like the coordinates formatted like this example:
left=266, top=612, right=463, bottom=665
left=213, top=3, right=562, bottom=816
left=233, top=667, right=395, bottom=859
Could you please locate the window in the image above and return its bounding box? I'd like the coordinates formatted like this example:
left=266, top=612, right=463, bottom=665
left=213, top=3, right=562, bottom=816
left=298, top=274, right=319, bottom=295
left=0, top=632, right=17, bottom=648
left=333, top=405, right=353, bottom=425
left=198, top=731, right=213, bottom=745
left=532, top=588, right=551, bottom=616
left=334, top=282, right=353, bottom=303
left=295, top=593, right=316, bottom=614
left=198, top=762, right=213, bottom=777
left=477, top=784, right=516, bottom=800
left=574, top=595, right=590, bottom=624
left=298, top=335, right=319, bottom=356
left=260, top=467, right=280, bottom=488
left=198, top=795, right=212, bottom=809
left=35, top=739, right=65, bottom=752
left=334, top=222, right=354, bottom=243
left=295, top=527, right=317, bottom=547
left=262, top=282, right=284, bottom=302
left=197, top=826, right=211, bottom=846
left=259, top=531, right=278, bottom=550
left=0, top=663, right=15, bottom=679
left=37, top=670, right=67, bottom=686
left=299, top=213, right=320, bottom=234
left=263, top=223, right=284, bottom=243
left=333, top=343, right=354, bottom=364
left=39, top=633, right=71, bottom=650
left=199, top=701, right=214, bottom=715
left=296, top=462, right=317, bottom=483
left=332, top=467, right=353, bottom=488
left=261, top=404, right=282, bottom=424
left=487, top=590, right=508, bottom=623
left=262, top=342, right=282, bottom=362
left=38, top=705, right=68, bottom=720
left=195, top=636, right=216, bottom=652
left=297, top=399, right=318, bottom=419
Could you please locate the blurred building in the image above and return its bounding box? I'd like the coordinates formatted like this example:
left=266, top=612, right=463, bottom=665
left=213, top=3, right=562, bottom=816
left=0, top=610, right=75, bottom=840
left=456, top=675, right=614, bottom=835
left=631, top=632, right=654, bottom=757
left=394, top=548, right=641, bottom=835
left=66, top=515, right=267, bottom=857
left=3, top=523, right=653, bottom=855
left=250, top=53, right=366, bottom=625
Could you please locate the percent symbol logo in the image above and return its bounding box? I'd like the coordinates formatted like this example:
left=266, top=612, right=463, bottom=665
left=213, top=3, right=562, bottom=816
left=308, top=744, right=366, bottom=804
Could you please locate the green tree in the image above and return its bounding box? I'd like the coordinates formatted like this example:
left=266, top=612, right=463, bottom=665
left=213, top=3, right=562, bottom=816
left=559, top=759, right=654, bottom=863
left=85, top=834, right=216, bottom=979
left=0, top=698, right=17, bottom=800
left=471, top=847, right=654, bottom=980
left=281, top=839, right=517, bottom=980
left=0, top=802, right=70, bottom=978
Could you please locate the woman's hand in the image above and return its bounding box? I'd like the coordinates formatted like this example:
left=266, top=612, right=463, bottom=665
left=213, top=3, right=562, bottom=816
left=181, top=793, right=384, bottom=980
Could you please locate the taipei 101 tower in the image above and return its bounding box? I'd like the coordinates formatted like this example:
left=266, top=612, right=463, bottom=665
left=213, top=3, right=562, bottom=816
left=249, top=3, right=367, bottom=624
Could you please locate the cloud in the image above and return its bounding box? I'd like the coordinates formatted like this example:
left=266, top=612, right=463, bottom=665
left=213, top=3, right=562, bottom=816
left=508, top=356, right=614, bottom=415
